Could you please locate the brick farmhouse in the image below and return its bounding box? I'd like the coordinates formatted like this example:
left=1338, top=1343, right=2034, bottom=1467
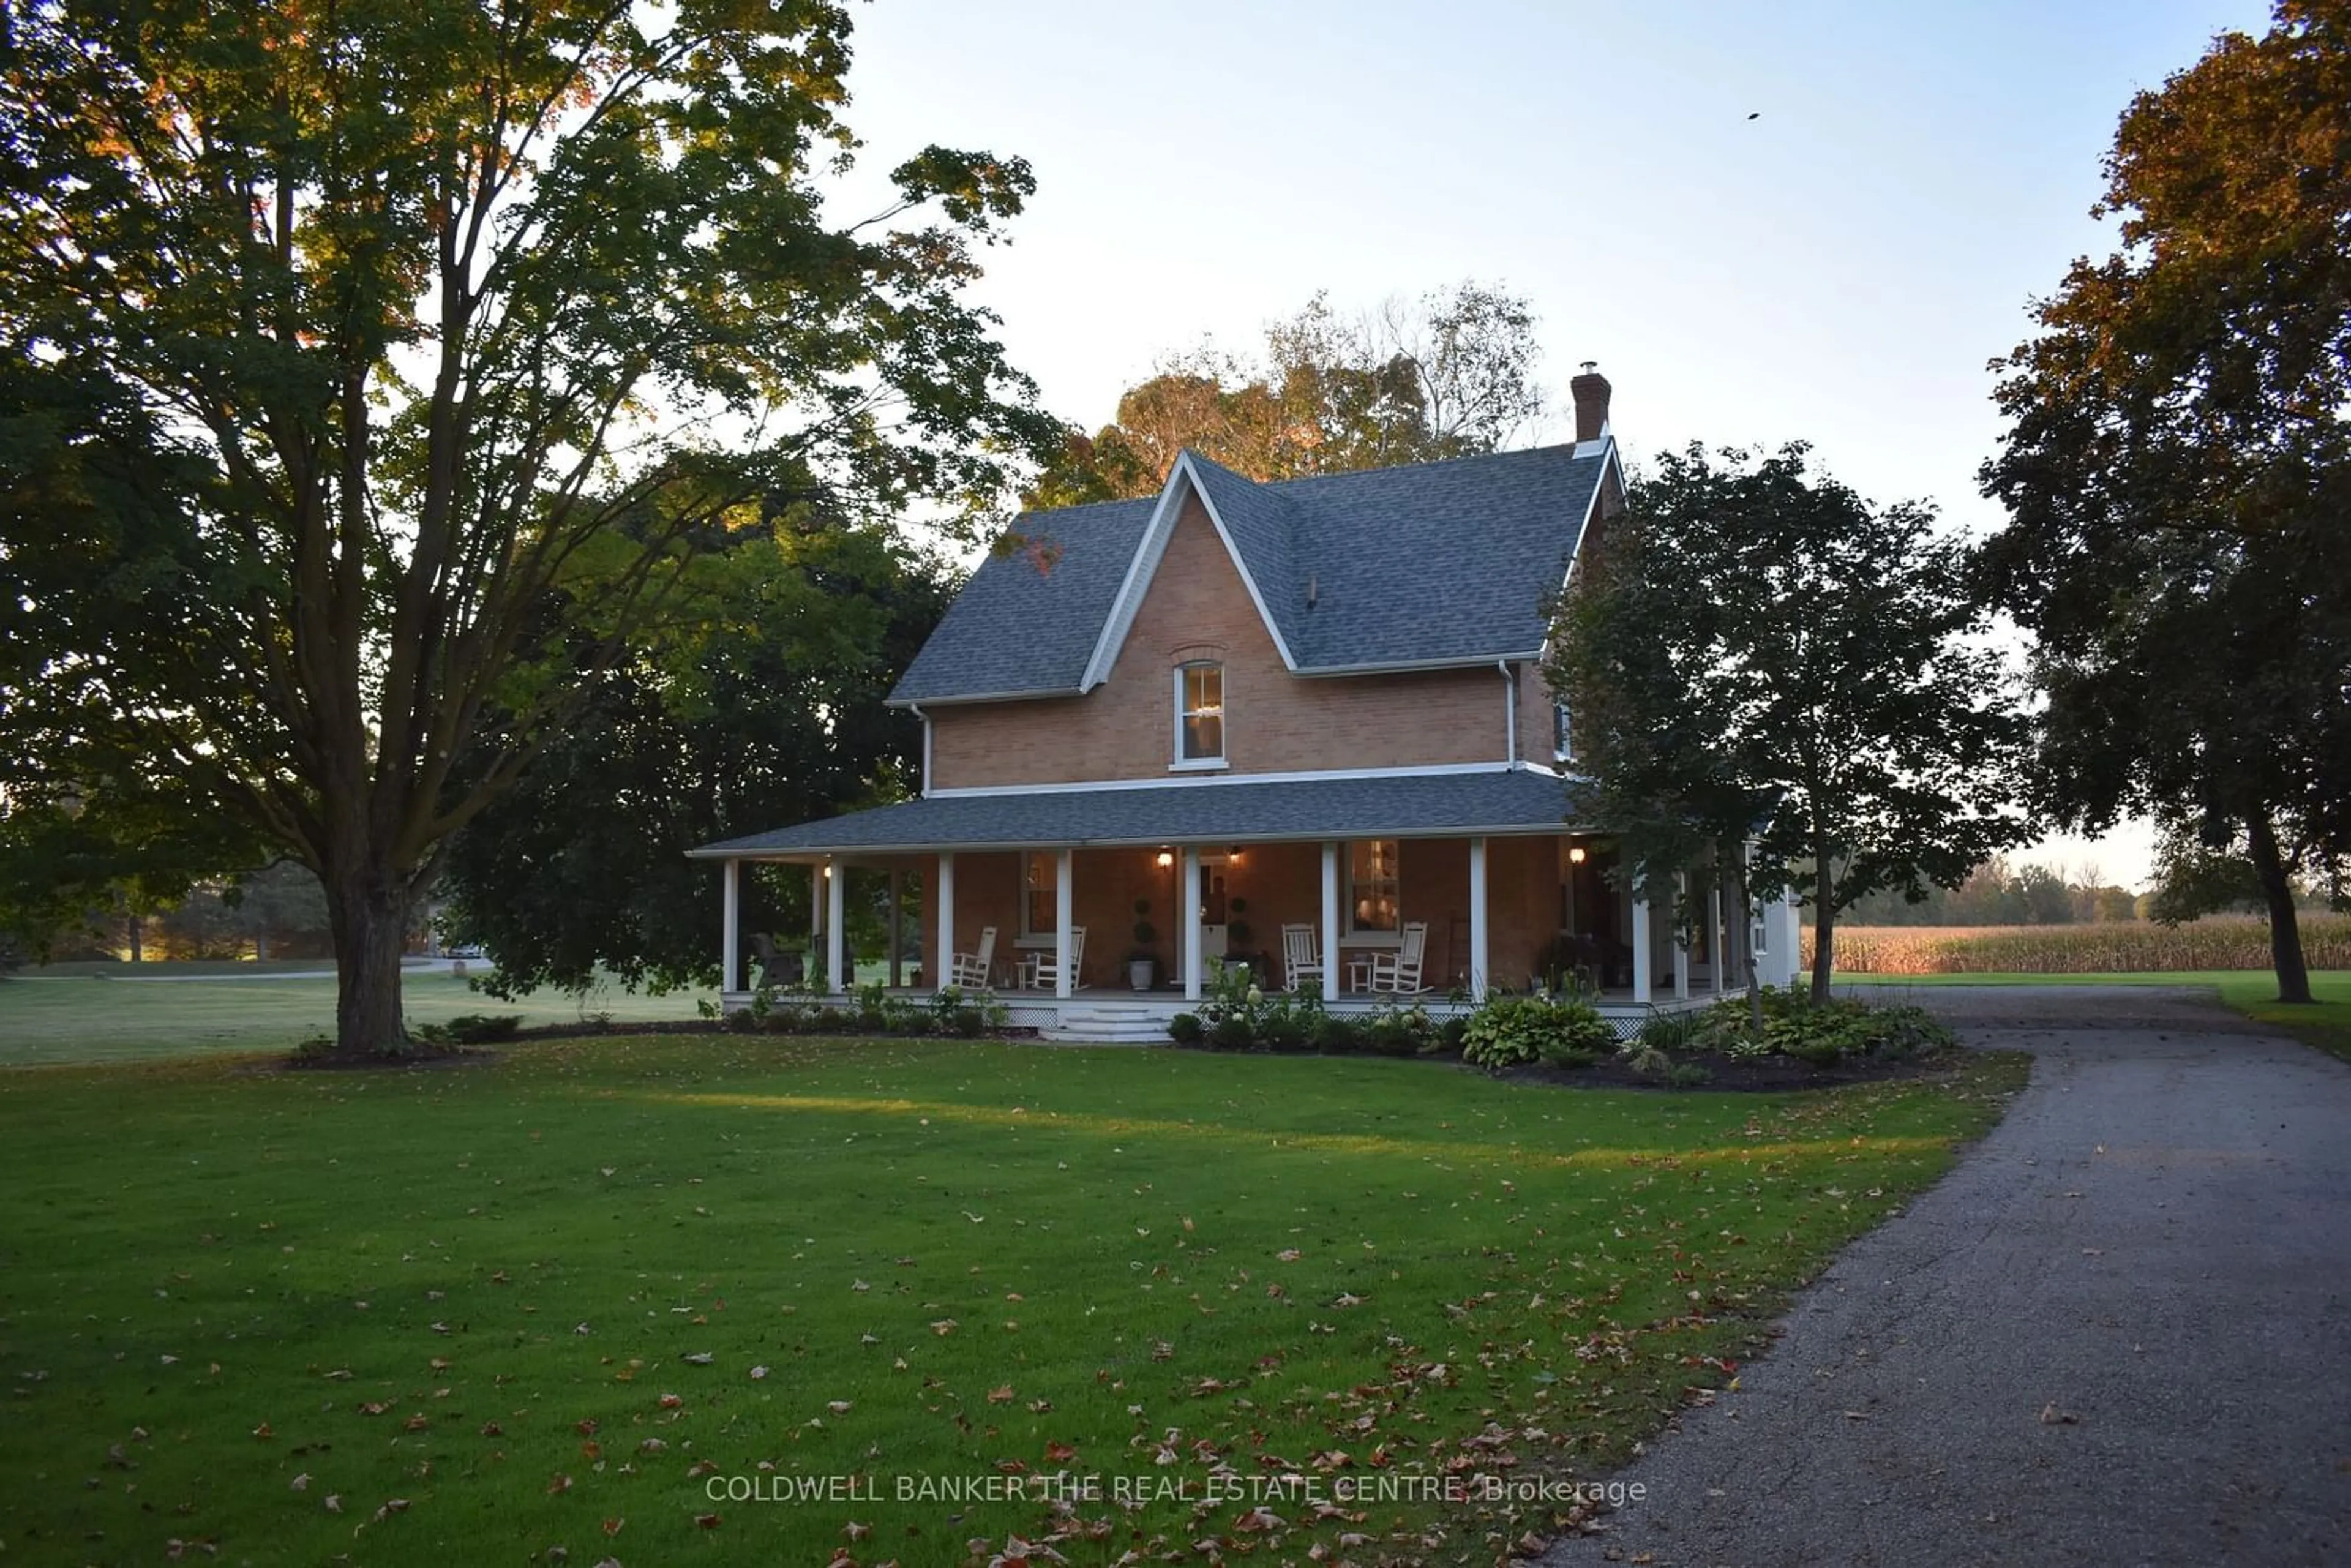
left=694, top=371, right=1801, bottom=1036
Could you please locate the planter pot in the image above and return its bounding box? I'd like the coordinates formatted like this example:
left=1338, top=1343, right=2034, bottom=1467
left=1128, top=959, right=1156, bottom=991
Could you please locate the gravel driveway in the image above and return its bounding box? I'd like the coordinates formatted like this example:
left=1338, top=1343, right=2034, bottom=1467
left=1542, top=985, right=2351, bottom=1568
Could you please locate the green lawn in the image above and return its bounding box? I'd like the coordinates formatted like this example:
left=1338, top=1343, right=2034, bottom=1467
left=0, top=967, right=713, bottom=1067
left=0, top=1035, right=2024, bottom=1564
left=1841, top=969, right=2351, bottom=1063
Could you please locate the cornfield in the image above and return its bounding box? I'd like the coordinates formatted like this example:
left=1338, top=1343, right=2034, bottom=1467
left=1808, top=916, right=2351, bottom=975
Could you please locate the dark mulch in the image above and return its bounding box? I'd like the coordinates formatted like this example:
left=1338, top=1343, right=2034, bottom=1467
left=269, top=1044, right=498, bottom=1073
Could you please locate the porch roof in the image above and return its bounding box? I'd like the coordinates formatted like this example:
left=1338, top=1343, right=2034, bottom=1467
left=689, top=768, right=1577, bottom=861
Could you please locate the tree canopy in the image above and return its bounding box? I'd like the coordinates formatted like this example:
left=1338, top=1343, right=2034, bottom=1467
left=435, top=515, right=948, bottom=998
left=1029, top=282, right=1547, bottom=505
left=1550, top=443, right=2030, bottom=1002
left=1975, top=0, right=2351, bottom=1003
left=0, top=0, right=1057, bottom=1052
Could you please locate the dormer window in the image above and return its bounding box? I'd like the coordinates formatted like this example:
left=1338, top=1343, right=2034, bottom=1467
left=1175, top=662, right=1226, bottom=768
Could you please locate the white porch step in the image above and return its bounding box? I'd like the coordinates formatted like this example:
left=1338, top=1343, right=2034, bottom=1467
left=1037, top=1001, right=1177, bottom=1044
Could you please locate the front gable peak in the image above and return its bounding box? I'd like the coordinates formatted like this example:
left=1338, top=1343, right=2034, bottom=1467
left=1078, top=451, right=1300, bottom=691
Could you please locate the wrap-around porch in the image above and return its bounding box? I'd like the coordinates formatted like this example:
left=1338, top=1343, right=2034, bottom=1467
left=691, top=770, right=1802, bottom=1042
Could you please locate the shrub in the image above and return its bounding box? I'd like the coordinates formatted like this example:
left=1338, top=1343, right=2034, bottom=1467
left=1692, top=985, right=1956, bottom=1064
left=1310, top=1011, right=1364, bottom=1054
left=442, top=1012, right=522, bottom=1045
left=1461, top=992, right=1613, bottom=1069
left=1664, top=1062, right=1714, bottom=1090
left=1637, top=1009, right=1705, bottom=1054
left=1363, top=1003, right=1436, bottom=1057
left=1209, top=1013, right=1255, bottom=1051
left=1259, top=1007, right=1311, bottom=1053
left=1623, top=1041, right=1671, bottom=1077
left=1167, top=1012, right=1205, bottom=1045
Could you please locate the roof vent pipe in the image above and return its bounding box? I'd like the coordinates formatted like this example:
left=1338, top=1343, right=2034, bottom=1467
left=1305, top=572, right=1318, bottom=608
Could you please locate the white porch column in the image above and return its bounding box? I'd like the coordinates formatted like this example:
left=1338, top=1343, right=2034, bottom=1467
left=1632, top=885, right=1653, bottom=1004
left=809, top=865, right=823, bottom=967
left=1182, top=847, right=1203, bottom=1003
left=1672, top=871, right=1690, bottom=1000
left=887, top=868, right=902, bottom=988
left=934, top=853, right=956, bottom=992
left=825, top=857, right=846, bottom=994
left=1468, top=836, right=1490, bottom=1001
left=1710, top=881, right=1727, bottom=997
left=1054, top=847, right=1075, bottom=999
left=1321, top=841, right=1343, bottom=1002
left=721, top=858, right=741, bottom=994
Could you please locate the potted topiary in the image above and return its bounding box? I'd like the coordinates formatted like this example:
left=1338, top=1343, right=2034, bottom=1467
left=1226, top=898, right=1258, bottom=978
left=1128, top=898, right=1158, bottom=991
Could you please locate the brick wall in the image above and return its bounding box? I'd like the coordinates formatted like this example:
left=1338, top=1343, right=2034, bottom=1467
left=928, top=496, right=1512, bottom=789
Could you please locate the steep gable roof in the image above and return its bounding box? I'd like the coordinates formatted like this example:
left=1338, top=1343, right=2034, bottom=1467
left=890, top=440, right=1613, bottom=705
left=890, top=494, right=1155, bottom=704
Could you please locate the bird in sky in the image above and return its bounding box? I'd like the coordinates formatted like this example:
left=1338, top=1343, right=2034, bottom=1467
left=1747, top=111, right=1761, bottom=120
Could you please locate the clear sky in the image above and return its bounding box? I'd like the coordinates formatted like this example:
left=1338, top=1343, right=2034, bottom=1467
left=837, top=0, right=2278, bottom=888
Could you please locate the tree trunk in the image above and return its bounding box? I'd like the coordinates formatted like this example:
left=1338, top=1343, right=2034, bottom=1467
left=2245, top=812, right=2312, bottom=1005
left=1732, top=852, right=1763, bottom=1035
left=126, top=911, right=143, bottom=964
left=327, top=867, right=413, bottom=1056
left=1809, top=853, right=1836, bottom=1005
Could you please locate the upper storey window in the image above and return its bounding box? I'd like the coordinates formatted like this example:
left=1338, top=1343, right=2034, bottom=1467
left=1175, top=662, right=1225, bottom=768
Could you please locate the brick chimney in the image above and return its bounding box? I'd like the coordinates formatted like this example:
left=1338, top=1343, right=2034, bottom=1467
left=1570, top=362, right=1611, bottom=443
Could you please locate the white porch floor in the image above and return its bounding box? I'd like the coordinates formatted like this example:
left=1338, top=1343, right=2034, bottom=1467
left=719, top=986, right=1719, bottom=1044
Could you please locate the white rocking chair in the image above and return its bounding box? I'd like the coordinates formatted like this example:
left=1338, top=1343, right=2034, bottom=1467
left=1281, top=923, right=1324, bottom=993
left=1367, top=921, right=1430, bottom=996
left=947, top=926, right=997, bottom=991
left=1024, top=926, right=1090, bottom=991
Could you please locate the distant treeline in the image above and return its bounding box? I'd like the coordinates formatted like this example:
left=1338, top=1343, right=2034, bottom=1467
left=1842, top=852, right=2333, bottom=928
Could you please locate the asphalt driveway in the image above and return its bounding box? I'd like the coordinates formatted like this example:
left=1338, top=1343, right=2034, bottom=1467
left=1543, top=985, right=2351, bottom=1567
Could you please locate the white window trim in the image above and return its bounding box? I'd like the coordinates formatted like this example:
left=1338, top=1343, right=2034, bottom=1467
left=1172, top=661, right=1228, bottom=770
left=1343, top=838, right=1403, bottom=945
left=1553, top=699, right=1573, bottom=763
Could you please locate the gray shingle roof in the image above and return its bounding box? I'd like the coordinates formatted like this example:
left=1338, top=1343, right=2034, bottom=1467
left=689, top=769, right=1577, bottom=858
left=888, top=442, right=1610, bottom=703
left=890, top=495, right=1155, bottom=703
left=1277, top=445, right=1605, bottom=668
